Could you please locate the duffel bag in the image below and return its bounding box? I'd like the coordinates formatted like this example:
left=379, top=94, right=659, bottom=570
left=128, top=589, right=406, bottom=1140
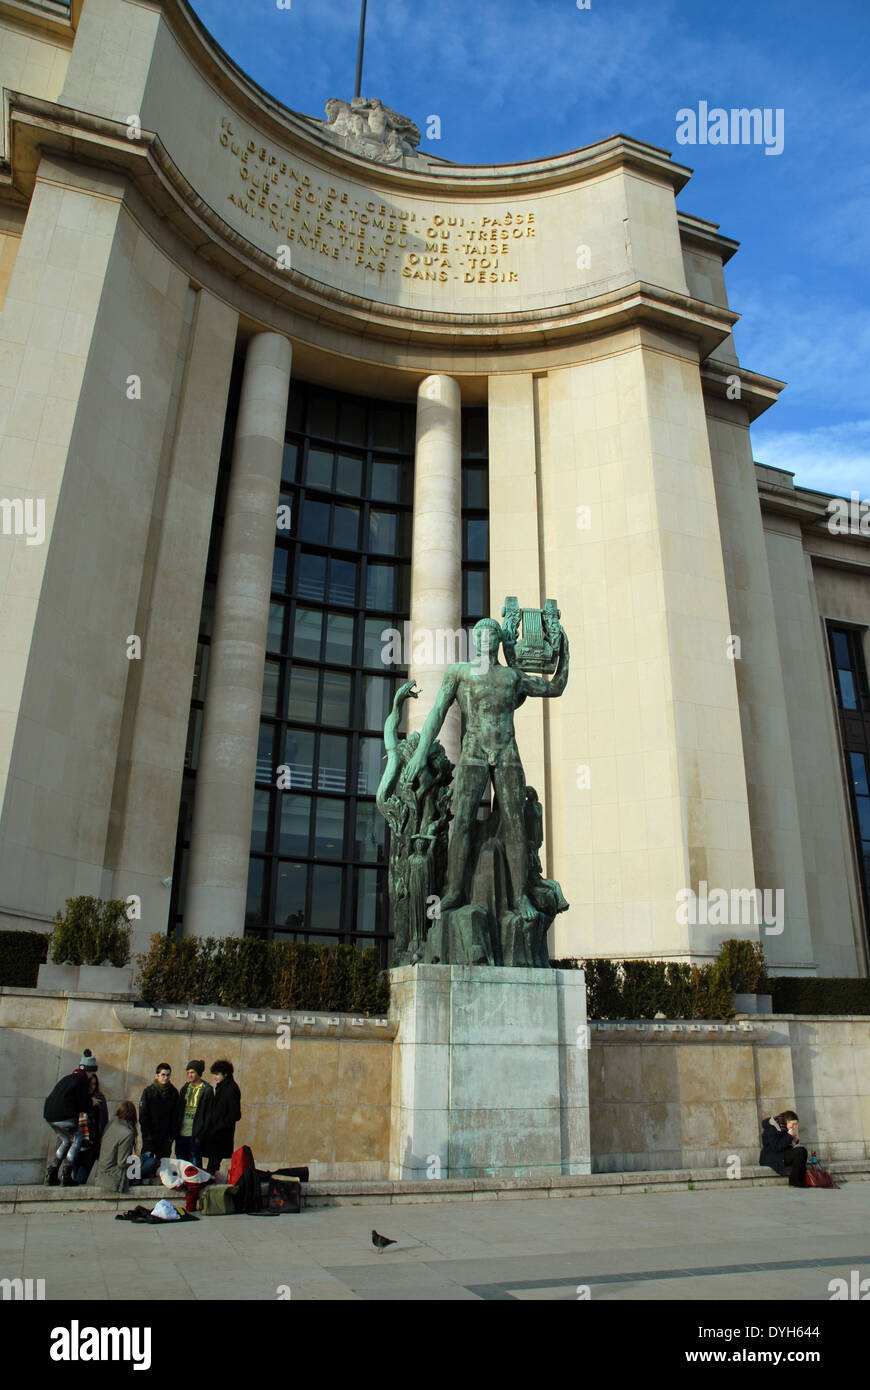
left=268, top=1174, right=301, bottom=1214
left=199, top=1183, right=239, bottom=1216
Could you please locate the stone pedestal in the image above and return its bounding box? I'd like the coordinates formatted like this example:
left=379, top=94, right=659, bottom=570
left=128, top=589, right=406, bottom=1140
left=389, top=965, right=590, bottom=1179
left=36, top=963, right=137, bottom=993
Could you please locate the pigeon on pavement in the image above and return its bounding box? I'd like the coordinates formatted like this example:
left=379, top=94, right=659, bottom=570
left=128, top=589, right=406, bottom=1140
left=372, top=1229, right=397, bottom=1254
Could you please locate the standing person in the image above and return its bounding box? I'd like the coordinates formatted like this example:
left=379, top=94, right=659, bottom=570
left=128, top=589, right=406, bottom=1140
left=760, top=1110, right=808, bottom=1187
left=88, top=1103, right=138, bottom=1193
left=72, top=1072, right=109, bottom=1186
left=43, top=1049, right=98, bottom=1186
left=175, top=1061, right=213, bottom=1169
left=139, top=1063, right=179, bottom=1160
left=203, top=1061, right=242, bottom=1175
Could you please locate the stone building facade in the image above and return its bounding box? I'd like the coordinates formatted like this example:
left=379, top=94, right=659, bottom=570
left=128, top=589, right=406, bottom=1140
left=1, top=0, right=868, bottom=976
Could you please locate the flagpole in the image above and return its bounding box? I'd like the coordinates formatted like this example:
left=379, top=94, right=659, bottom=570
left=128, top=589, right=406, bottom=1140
left=354, top=0, right=367, bottom=99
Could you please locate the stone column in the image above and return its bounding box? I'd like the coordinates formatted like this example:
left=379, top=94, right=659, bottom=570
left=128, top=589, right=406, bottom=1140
left=184, top=332, right=293, bottom=937
left=407, top=374, right=462, bottom=762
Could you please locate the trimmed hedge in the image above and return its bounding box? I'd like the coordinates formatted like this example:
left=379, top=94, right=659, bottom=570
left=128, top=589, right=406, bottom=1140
left=769, top=977, right=870, bottom=1015
left=0, top=930, right=50, bottom=987
left=550, top=940, right=769, bottom=1020
left=136, top=935, right=390, bottom=1015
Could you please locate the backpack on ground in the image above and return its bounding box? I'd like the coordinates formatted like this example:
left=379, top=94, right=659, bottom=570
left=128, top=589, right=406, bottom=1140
left=228, top=1145, right=255, bottom=1186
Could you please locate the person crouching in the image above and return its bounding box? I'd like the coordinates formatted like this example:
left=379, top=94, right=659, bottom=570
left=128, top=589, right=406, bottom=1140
left=760, top=1110, right=808, bottom=1187
left=88, top=1103, right=138, bottom=1193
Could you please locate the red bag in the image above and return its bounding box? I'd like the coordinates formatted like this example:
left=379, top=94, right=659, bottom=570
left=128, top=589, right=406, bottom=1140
left=228, top=1145, right=255, bottom=1186
left=805, top=1152, right=838, bottom=1188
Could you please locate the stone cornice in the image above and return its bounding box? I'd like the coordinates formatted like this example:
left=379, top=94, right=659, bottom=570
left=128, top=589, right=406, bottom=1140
left=757, top=476, right=870, bottom=568
left=701, top=359, right=785, bottom=422
left=113, top=1003, right=395, bottom=1039
left=678, top=211, right=739, bottom=265
left=151, top=0, right=692, bottom=196
left=4, top=95, right=736, bottom=354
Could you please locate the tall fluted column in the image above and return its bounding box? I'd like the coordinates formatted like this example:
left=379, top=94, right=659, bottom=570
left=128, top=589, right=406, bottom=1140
left=407, top=374, right=463, bottom=763
left=184, top=332, right=292, bottom=936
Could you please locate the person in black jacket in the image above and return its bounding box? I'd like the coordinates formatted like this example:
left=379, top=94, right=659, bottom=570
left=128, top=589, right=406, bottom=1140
left=139, top=1063, right=179, bottom=1160
left=175, top=1061, right=213, bottom=1168
left=43, top=1049, right=99, bottom=1185
left=760, top=1109, right=808, bottom=1187
left=203, top=1060, right=242, bottom=1175
left=72, top=1072, right=109, bottom=1185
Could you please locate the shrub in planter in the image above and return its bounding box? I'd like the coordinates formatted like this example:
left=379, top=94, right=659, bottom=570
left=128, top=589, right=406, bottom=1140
left=51, top=896, right=132, bottom=968
left=711, top=938, right=769, bottom=995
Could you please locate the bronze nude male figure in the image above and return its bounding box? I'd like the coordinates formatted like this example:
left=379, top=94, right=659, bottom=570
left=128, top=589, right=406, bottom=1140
left=402, top=618, right=569, bottom=924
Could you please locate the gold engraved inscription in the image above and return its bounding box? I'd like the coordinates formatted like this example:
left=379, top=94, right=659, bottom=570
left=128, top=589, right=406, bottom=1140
left=218, top=117, right=534, bottom=287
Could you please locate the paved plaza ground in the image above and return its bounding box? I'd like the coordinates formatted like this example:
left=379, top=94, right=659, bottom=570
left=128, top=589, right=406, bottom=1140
left=2, top=1183, right=869, bottom=1302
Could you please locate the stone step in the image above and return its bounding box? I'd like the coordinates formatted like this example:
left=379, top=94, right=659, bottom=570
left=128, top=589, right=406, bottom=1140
left=2, top=1161, right=868, bottom=1214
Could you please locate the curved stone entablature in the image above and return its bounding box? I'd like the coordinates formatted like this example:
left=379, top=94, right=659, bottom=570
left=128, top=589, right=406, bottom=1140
left=1, top=0, right=745, bottom=357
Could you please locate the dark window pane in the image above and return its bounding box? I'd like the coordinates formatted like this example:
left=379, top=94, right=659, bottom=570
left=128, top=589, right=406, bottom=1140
left=372, top=407, right=402, bottom=451
left=286, top=387, right=305, bottom=432
left=199, top=581, right=215, bottom=638
left=245, top=858, right=264, bottom=927
left=292, top=608, right=322, bottom=661
left=357, top=867, right=386, bottom=932
left=463, top=570, right=486, bottom=620
left=287, top=666, right=318, bottom=721
left=329, top=558, right=357, bottom=606
left=267, top=603, right=284, bottom=653
left=184, top=707, right=202, bottom=771
left=206, top=522, right=222, bottom=573
left=175, top=847, right=189, bottom=915
left=355, top=802, right=387, bottom=861
left=191, top=643, right=209, bottom=701
left=362, top=674, right=394, bottom=731
left=324, top=612, right=354, bottom=664
left=832, top=631, right=851, bottom=669
left=298, top=551, right=326, bottom=601
left=333, top=504, right=360, bottom=550
left=338, top=399, right=367, bottom=446
left=336, top=453, right=363, bottom=496
left=852, top=752, right=869, bottom=797
left=281, top=440, right=299, bottom=483
left=858, top=797, right=870, bottom=842
left=310, top=865, right=343, bottom=931
left=279, top=796, right=311, bottom=855
left=369, top=510, right=397, bottom=555
left=366, top=563, right=396, bottom=610
left=271, top=546, right=289, bottom=594
left=275, top=860, right=306, bottom=927
left=309, top=395, right=338, bottom=441
left=372, top=458, right=411, bottom=502
left=284, top=728, right=315, bottom=789
left=321, top=670, right=351, bottom=724
left=463, top=409, right=488, bottom=458
left=464, top=518, right=489, bottom=562
left=463, top=464, right=487, bottom=508
left=303, top=499, right=330, bottom=545
left=251, top=789, right=271, bottom=852
left=261, top=659, right=280, bottom=716
left=363, top=617, right=395, bottom=668
left=256, top=723, right=274, bottom=783
left=358, top=736, right=386, bottom=796
left=314, top=798, right=345, bottom=858
left=318, top=733, right=349, bottom=792
left=305, top=447, right=333, bottom=489
left=839, top=670, right=858, bottom=711
left=397, top=564, right=411, bottom=610
left=276, top=491, right=294, bottom=536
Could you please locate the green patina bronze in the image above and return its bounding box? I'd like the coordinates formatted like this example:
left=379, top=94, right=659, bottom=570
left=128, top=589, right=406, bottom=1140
left=377, top=600, right=569, bottom=967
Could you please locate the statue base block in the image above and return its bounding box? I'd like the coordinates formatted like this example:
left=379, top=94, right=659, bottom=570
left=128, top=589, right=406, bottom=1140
left=389, top=964, right=590, bottom=1180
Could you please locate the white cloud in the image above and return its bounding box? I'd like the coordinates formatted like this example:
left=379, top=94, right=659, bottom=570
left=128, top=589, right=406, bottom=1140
left=751, top=418, right=870, bottom=498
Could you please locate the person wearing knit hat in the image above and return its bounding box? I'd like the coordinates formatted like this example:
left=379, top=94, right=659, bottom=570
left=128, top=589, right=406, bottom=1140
left=174, top=1061, right=213, bottom=1168
left=42, top=1050, right=99, bottom=1186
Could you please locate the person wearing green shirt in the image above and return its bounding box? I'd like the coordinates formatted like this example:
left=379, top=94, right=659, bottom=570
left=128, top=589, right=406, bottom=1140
left=174, top=1060, right=213, bottom=1168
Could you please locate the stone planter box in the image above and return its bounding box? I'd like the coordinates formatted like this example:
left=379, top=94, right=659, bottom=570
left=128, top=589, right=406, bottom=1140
left=37, top=962, right=136, bottom=993
left=733, top=992, right=773, bottom=1014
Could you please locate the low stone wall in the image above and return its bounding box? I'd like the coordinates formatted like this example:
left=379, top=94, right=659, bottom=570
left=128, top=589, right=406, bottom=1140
left=0, top=989, right=394, bottom=1184
left=3, top=989, right=869, bottom=1184
left=590, top=1016, right=870, bottom=1171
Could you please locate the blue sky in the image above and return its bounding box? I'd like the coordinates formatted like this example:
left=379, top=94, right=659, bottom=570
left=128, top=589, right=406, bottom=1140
left=190, top=0, right=869, bottom=498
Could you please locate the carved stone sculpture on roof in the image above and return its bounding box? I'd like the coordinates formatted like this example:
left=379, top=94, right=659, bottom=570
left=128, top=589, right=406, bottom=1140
left=319, top=97, right=435, bottom=171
